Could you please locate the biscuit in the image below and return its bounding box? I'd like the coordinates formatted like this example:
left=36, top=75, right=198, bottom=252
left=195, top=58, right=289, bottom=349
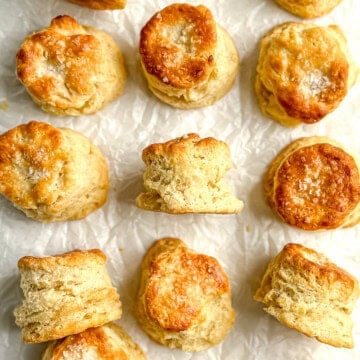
left=41, top=322, right=146, bottom=360
left=139, top=3, right=239, bottom=109
left=67, top=0, right=126, bottom=10
left=136, top=238, right=235, bottom=351
left=254, top=243, right=360, bottom=348
left=274, top=0, right=343, bottom=19
left=16, top=15, right=126, bottom=116
left=0, top=121, right=109, bottom=222
left=255, top=22, right=357, bottom=126
left=264, top=136, right=360, bottom=230
left=14, top=249, right=122, bottom=344
left=136, top=133, right=243, bottom=214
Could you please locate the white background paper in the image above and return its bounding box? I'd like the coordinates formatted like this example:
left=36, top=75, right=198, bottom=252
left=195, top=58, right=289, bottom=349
left=1, top=0, right=360, bottom=359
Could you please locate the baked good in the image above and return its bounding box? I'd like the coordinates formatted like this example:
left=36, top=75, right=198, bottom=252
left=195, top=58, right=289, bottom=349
left=254, top=243, right=360, bottom=348
left=264, top=136, right=360, bottom=230
left=67, top=0, right=126, bottom=10
left=274, top=0, right=343, bottom=19
left=0, top=121, right=109, bottom=222
left=14, top=249, right=122, bottom=344
left=16, top=15, right=126, bottom=116
left=41, top=322, right=146, bottom=360
left=136, top=133, right=243, bottom=214
left=139, top=3, right=239, bottom=109
left=255, top=22, right=357, bottom=126
left=136, top=238, right=235, bottom=351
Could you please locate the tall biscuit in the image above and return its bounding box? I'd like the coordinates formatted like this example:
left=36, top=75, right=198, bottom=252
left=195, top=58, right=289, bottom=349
left=254, top=243, right=360, bottom=348
left=139, top=3, right=239, bottom=109
left=14, top=249, right=122, bottom=343
left=136, top=133, right=243, bottom=214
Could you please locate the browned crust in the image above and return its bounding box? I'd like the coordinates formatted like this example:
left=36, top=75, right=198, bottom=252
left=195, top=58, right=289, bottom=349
left=18, top=249, right=106, bottom=270
left=141, top=238, right=230, bottom=331
left=67, top=0, right=126, bottom=10
left=0, top=121, right=64, bottom=208
left=265, top=137, right=360, bottom=230
left=43, top=323, right=146, bottom=359
left=139, top=4, right=217, bottom=89
left=256, top=22, right=351, bottom=124
left=275, top=243, right=358, bottom=288
left=16, top=16, right=101, bottom=105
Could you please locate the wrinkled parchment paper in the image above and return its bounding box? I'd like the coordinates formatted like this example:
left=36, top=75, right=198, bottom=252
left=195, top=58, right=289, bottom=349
left=1, top=0, right=360, bottom=359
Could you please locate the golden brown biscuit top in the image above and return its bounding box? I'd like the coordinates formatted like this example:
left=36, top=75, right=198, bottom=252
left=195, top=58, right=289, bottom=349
left=18, top=249, right=107, bottom=270
left=144, top=238, right=229, bottom=331
left=0, top=121, right=85, bottom=210
left=48, top=325, right=128, bottom=360
left=274, top=142, right=360, bottom=230
left=0, top=121, right=70, bottom=208
left=259, top=22, right=349, bottom=123
left=277, top=243, right=359, bottom=293
left=139, top=4, right=217, bottom=89
left=16, top=15, right=103, bottom=105
left=68, top=0, right=126, bottom=10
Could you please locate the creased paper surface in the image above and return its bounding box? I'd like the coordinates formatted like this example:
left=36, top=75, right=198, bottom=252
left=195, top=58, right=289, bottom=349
left=1, top=0, right=360, bottom=359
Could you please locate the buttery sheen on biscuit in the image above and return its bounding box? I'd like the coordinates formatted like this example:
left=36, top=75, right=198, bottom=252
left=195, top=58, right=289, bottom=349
left=255, top=22, right=357, bottom=126
left=0, top=121, right=109, bottom=222
left=136, top=238, right=235, bottom=351
left=67, top=0, right=126, bottom=10
left=16, top=15, right=126, bottom=116
left=136, top=133, right=243, bottom=214
left=264, top=136, right=360, bottom=230
left=41, top=322, right=146, bottom=360
left=139, top=3, right=239, bottom=109
left=14, top=249, right=122, bottom=344
left=254, top=243, right=360, bottom=348
left=274, top=0, right=343, bottom=19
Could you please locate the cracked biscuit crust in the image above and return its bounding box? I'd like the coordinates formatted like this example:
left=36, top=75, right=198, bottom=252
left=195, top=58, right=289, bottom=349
left=264, top=136, right=360, bottom=230
left=16, top=15, right=126, bottom=116
left=255, top=22, right=357, bottom=126
left=0, top=121, right=109, bottom=222
left=136, top=238, right=235, bottom=351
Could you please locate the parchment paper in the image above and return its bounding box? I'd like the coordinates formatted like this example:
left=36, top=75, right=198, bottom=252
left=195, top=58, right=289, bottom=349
left=1, top=0, right=360, bottom=359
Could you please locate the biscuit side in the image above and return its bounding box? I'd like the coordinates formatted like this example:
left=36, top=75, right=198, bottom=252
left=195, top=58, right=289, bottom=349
left=136, top=134, right=243, bottom=214
left=254, top=243, right=360, bottom=348
left=14, top=249, right=122, bottom=343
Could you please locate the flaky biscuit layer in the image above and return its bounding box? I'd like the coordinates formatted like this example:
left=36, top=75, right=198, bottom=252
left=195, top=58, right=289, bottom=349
left=254, top=243, right=360, bottom=348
